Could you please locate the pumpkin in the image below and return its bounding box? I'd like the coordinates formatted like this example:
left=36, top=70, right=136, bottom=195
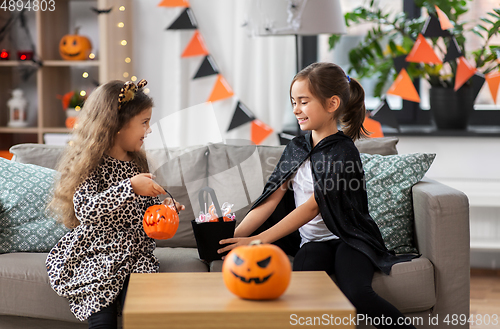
left=59, top=27, right=92, bottom=61
left=143, top=204, right=179, bottom=240
left=222, top=240, right=291, bottom=300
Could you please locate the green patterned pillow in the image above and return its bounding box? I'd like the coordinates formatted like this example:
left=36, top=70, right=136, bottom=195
left=0, top=158, right=68, bottom=253
left=360, top=153, right=436, bottom=254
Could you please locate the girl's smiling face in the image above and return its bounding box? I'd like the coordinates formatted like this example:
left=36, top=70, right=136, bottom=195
left=291, top=79, right=339, bottom=137
left=112, top=107, right=152, bottom=160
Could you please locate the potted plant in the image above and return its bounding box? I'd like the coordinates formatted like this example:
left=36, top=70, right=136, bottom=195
left=329, top=0, right=500, bottom=129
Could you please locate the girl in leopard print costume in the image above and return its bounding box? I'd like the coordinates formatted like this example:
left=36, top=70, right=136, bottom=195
left=46, top=80, right=185, bottom=329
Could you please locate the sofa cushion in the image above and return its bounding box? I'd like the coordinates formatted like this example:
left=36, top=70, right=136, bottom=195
left=354, top=137, right=399, bottom=155
left=153, top=247, right=209, bottom=272
left=360, top=153, right=436, bottom=253
left=372, top=257, right=435, bottom=313
left=0, top=252, right=80, bottom=323
left=9, top=144, right=65, bottom=170
left=147, top=146, right=209, bottom=248
left=0, top=158, right=69, bottom=254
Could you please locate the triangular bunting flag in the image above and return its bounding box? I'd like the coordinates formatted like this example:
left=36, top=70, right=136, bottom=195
left=181, top=31, right=209, bottom=57
left=485, top=71, right=500, bottom=104
left=278, top=132, right=295, bottom=145
left=193, top=55, right=219, bottom=79
left=406, top=34, right=442, bottom=64
left=227, top=101, right=255, bottom=131
left=251, top=120, right=273, bottom=145
left=471, top=72, right=486, bottom=102
left=207, top=75, right=234, bottom=102
left=435, top=5, right=453, bottom=30
left=158, top=0, right=190, bottom=7
left=443, top=37, right=463, bottom=63
left=167, top=8, right=197, bottom=30
left=454, top=56, right=477, bottom=91
left=364, top=117, right=384, bottom=138
left=371, top=98, right=400, bottom=131
left=393, top=55, right=409, bottom=73
left=422, top=14, right=451, bottom=38
left=387, top=68, right=421, bottom=103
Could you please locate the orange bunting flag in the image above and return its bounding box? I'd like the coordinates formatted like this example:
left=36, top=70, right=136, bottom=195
left=454, top=56, right=477, bottom=91
left=207, top=75, right=234, bottom=102
left=181, top=31, right=209, bottom=57
left=434, top=5, right=453, bottom=30
left=364, top=116, right=384, bottom=138
left=485, top=71, right=500, bottom=104
left=387, top=69, right=421, bottom=103
left=251, top=120, right=274, bottom=145
left=158, top=0, right=190, bottom=7
left=406, top=34, right=442, bottom=64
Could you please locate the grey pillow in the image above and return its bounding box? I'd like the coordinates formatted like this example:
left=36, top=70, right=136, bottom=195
left=9, top=144, right=65, bottom=170
left=354, top=137, right=399, bottom=155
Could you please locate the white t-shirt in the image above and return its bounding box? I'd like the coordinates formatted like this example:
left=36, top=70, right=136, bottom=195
left=292, top=158, right=339, bottom=247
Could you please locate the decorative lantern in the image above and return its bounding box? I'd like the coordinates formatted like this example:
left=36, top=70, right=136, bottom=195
left=222, top=240, right=291, bottom=300
left=7, top=89, right=28, bottom=127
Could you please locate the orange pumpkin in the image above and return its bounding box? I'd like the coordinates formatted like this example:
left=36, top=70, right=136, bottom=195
left=222, top=240, right=291, bottom=300
left=143, top=204, right=179, bottom=240
left=59, top=28, right=92, bottom=61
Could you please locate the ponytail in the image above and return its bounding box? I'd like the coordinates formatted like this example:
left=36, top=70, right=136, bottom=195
left=340, top=77, right=369, bottom=141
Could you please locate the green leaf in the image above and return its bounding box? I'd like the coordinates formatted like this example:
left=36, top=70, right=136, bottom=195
left=480, top=17, right=494, bottom=25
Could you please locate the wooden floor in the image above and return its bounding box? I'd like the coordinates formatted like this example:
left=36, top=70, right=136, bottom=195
left=470, top=269, right=500, bottom=329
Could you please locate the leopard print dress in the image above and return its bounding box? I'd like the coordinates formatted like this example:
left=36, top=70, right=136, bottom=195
left=46, top=156, right=160, bottom=321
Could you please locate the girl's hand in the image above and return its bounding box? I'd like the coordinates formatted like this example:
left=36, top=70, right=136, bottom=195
left=130, top=173, right=167, bottom=197
left=217, top=237, right=256, bottom=258
left=162, top=197, right=186, bottom=211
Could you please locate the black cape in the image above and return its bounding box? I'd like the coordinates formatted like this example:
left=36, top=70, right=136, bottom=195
left=250, top=131, right=418, bottom=275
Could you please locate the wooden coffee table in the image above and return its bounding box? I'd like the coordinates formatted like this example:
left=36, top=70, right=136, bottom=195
left=123, top=271, right=355, bottom=328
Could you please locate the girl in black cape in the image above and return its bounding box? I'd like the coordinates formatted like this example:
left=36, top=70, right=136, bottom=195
left=218, top=62, right=418, bottom=329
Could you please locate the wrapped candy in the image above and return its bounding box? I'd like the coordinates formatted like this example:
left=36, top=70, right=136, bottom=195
left=196, top=202, right=235, bottom=223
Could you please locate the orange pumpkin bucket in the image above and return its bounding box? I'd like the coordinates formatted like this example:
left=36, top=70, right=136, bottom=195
left=143, top=190, right=179, bottom=240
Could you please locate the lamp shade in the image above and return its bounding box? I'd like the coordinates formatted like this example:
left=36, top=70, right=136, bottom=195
left=248, top=0, right=346, bottom=36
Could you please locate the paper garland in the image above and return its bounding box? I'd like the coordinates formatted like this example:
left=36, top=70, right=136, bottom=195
left=454, top=56, right=477, bottom=91
left=485, top=71, right=500, bottom=104
left=406, top=34, right=442, bottom=64
left=422, top=14, right=451, bottom=38
left=434, top=5, right=453, bottom=30
left=162, top=1, right=274, bottom=145
left=363, top=117, right=384, bottom=138
left=443, top=37, right=462, bottom=63
left=387, top=69, right=421, bottom=103
left=371, top=98, right=400, bottom=131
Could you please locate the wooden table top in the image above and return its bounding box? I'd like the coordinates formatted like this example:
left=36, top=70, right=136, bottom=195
left=123, top=271, right=355, bottom=329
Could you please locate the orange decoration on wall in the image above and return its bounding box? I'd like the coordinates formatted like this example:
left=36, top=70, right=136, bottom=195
left=158, top=0, right=190, bottom=7
left=454, top=56, right=477, bottom=91
left=251, top=120, right=273, bottom=145
left=364, top=117, right=384, bottom=138
left=207, top=75, right=234, bottom=102
left=485, top=71, right=500, bottom=104
left=181, top=31, right=209, bottom=57
left=387, top=69, right=421, bottom=103
left=434, top=5, right=453, bottom=30
left=406, top=34, right=442, bottom=64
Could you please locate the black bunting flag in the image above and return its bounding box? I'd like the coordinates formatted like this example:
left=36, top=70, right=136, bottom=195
left=167, top=8, right=197, bottom=30
left=227, top=101, right=255, bottom=131
left=443, top=37, right=463, bottom=63
left=422, top=14, right=451, bottom=38
left=371, top=98, right=400, bottom=131
left=193, top=55, right=219, bottom=79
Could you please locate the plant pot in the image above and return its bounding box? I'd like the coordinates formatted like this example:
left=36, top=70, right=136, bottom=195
left=429, top=86, right=474, bottom=130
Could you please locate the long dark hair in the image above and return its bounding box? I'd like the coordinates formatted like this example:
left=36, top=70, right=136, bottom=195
left=290, top=62, right=369, bottom=140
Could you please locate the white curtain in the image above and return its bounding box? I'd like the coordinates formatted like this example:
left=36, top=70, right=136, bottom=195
left=132, top=0, right=297, bottom=148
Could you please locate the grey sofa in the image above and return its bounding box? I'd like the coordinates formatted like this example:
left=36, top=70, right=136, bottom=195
left=1, top=138, right=469, bottom=329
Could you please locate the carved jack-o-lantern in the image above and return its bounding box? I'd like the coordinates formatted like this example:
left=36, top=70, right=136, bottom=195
left=59, top=28, right=92, bottom=61
left=143, top=205, right=179, bottom=240
left=222, top=240, right=291, bottom=300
